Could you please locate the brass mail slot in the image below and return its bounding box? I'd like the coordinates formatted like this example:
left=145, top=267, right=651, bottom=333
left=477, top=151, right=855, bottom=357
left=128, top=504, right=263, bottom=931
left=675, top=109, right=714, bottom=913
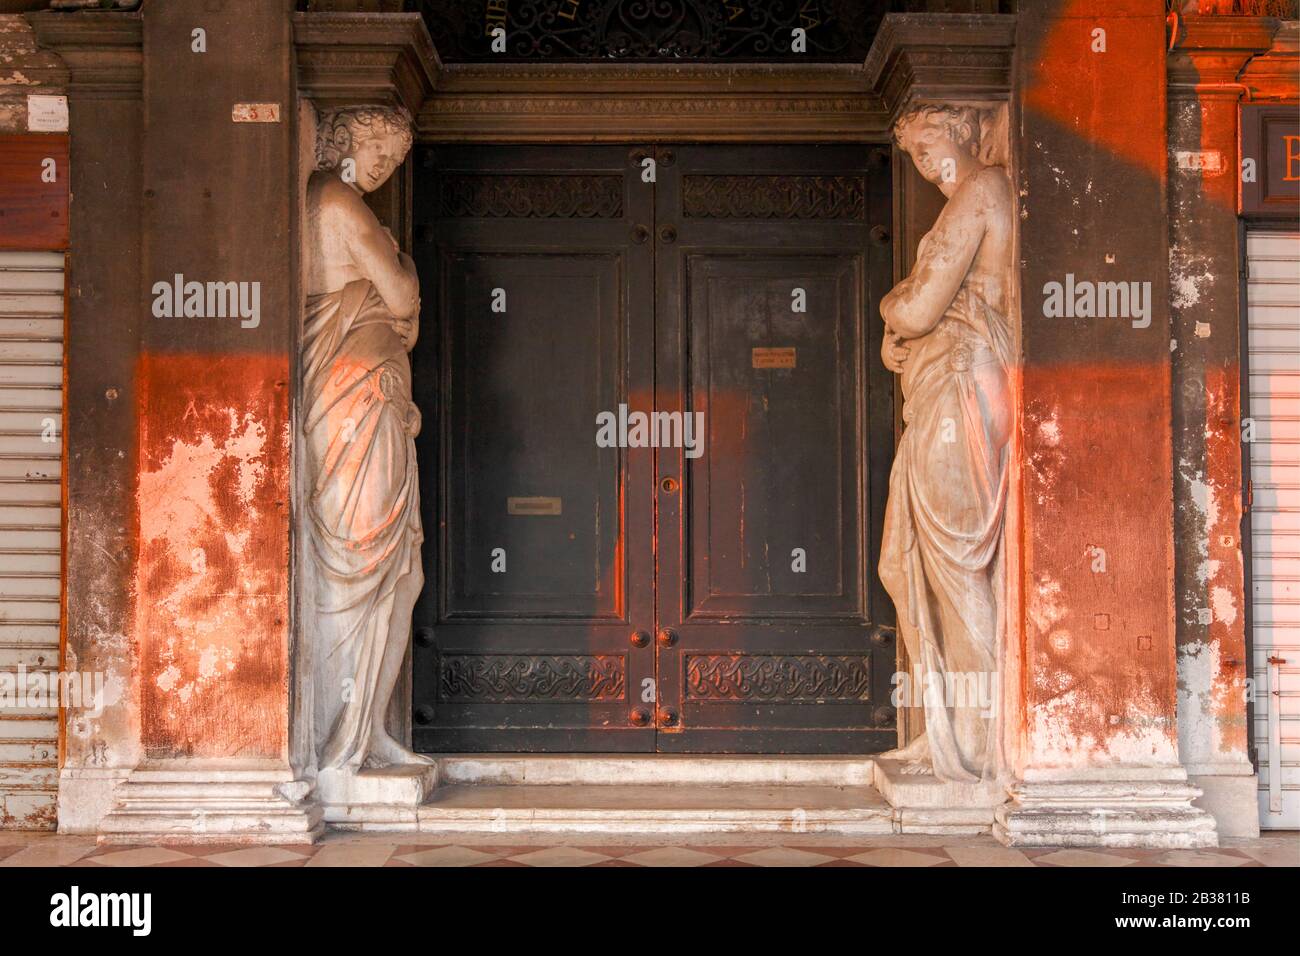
left=752, top=347, right=796, bottom=369
left=507, top=496, right=562, bottom=516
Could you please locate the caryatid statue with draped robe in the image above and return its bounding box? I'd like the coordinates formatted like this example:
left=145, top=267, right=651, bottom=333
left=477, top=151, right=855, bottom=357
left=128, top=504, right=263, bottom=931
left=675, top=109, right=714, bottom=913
left=878, top=104, right=1013, bottom=784
left=304, top=106, right=432, bottom=774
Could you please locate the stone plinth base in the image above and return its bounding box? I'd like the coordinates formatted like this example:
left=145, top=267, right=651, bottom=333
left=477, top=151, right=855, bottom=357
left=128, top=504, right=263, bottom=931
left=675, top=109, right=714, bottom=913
left=1189, top=768, right=1260, bottom=839
left=871, top=758, right=1008, bottom=834
left=96, top=766, right=322, bottom=845
left=56, top=767, right=132, bottom=835
left=994, top=777, right=1219, bottom=848
left=318, top=764, right=439, bottom=829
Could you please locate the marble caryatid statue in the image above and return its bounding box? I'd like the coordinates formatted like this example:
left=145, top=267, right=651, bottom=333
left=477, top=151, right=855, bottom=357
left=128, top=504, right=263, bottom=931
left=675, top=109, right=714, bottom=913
left=304, top=106, right=431, bottom=774
left=878, top=104, right=1013, bottom=783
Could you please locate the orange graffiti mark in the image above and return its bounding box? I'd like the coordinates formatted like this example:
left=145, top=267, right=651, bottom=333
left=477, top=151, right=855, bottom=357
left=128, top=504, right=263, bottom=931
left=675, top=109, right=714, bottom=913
left=1019, top=361, right=1180, bottom=769
left=135, top=352, right=290, bottom=759
left=1021, top=4, right=1169, bottom=183
left=1202, top=364, right=1248, bottom=755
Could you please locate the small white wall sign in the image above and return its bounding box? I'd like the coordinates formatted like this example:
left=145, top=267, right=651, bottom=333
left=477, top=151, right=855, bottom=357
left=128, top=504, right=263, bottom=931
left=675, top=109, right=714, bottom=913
left=27, top=95, right=69, bottom=133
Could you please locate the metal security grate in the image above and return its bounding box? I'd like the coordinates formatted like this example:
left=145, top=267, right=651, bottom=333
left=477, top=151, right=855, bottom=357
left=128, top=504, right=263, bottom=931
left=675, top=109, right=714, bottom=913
left=0, top=250, right=63, bottom=831
left=1246, top=230, right=1300, bottom=830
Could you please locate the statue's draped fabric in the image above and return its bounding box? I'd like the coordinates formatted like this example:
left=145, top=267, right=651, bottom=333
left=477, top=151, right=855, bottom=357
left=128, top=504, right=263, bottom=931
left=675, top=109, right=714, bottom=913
left=304, top=278, right=423, bottom=771
left=880, top=282, right=1012, bottom=783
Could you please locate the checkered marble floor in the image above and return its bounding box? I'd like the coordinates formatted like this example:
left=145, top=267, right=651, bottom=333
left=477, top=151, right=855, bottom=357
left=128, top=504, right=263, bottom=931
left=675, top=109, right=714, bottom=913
left=0, top=833, right=1295, bottom=867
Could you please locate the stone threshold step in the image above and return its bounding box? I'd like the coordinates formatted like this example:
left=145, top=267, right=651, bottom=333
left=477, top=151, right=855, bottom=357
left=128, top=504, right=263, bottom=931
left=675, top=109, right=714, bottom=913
left=436, top=754, right=877, bottom=788
left=413, top=784, right=894, bottom=835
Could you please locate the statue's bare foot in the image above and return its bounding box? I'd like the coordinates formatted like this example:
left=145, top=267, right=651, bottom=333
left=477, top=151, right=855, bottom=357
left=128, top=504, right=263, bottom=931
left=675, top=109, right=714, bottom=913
left=365, top=730, right=435, bottom=768
left=879, top=732, right=930, bottom=764
left=878, top=733, right=934, bottom=775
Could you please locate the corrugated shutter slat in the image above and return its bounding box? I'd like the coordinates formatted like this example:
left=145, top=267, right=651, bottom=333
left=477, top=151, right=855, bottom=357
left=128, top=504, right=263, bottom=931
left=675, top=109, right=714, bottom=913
left=0, top=251, right=62, bottom=831
left=1248, top=231, right=1300, bottom=830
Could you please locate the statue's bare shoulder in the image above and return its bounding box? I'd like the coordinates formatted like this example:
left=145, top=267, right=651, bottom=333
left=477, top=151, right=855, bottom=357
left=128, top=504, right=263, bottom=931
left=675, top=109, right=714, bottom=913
left=974, top=163, right=1011, bottom=194
left=972, top=165, right=1012, bottom=217
left=946, top=164, right=1010, bottom=223
left=967, top=165, right=1014, bottom=258
left=308, top=170, right=377, bottom=228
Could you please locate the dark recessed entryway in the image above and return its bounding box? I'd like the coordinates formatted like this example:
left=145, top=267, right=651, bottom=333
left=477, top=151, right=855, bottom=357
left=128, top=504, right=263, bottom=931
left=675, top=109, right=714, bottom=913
left=410, top=144, right=896, bottom=753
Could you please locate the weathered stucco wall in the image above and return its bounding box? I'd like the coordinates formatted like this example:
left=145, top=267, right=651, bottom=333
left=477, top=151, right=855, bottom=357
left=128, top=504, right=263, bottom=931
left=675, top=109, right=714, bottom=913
left=0, top=15, right=63, bottom=133
left=136, top=2, right=295, bottom=760
left=1015, top=0, right=1182, bottom=772
left=26, top=3, right=300, bottom=831
left=1166, top=16, right=1277, bottom=837
left=23, top=10, right=145, bottom=831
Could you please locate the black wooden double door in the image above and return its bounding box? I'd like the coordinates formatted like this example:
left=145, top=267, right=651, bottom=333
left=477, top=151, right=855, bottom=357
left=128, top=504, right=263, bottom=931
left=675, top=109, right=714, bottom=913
left=411, top=145, right=896, bottom=753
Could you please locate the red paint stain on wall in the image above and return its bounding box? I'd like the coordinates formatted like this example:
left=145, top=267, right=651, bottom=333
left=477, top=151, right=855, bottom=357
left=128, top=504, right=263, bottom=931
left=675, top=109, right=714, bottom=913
left=1201, top=364, right=1249, bottom=756
left=135, top=353, right=289, bottom=759
left=1022, top=3, right=1169, bottom=182
left=1020, top=362, right=1180, bottom=767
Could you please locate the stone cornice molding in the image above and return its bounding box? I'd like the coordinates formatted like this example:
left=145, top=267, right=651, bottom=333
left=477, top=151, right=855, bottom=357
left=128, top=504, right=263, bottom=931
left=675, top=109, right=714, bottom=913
left=438, top=61, right=869, bottom=91
left=1238, top=20, right=1298, bottom=101
left=26, top=10, right=142, bottom=96
left=419, top=61, right=886, bottom=143
left=864, top=12, right=1016, bottom=121
left=1167, top=14, right=1279, bottom=92
left=293, top=12, right=439, bottom=116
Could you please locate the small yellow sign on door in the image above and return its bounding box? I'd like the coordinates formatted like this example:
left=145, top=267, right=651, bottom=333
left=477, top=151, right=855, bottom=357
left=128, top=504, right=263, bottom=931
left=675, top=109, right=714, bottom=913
left=507, top=496, right=562, bottom=516
left=752, top=347, right=796, bottom=369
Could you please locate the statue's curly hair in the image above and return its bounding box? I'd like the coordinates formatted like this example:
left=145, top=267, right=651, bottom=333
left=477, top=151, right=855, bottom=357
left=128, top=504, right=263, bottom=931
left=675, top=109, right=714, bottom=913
left=893, top=105, right=984, bottom=158
left=315, top=107, right=414, bottom=172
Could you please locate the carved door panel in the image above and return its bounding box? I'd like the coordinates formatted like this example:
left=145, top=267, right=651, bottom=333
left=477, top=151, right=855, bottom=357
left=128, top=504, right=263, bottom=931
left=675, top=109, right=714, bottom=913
left=411, top=145, right=895, bottom=753
left=411, top=147, right=657, bottom=752
left=653, top=146, right=897, bottom=753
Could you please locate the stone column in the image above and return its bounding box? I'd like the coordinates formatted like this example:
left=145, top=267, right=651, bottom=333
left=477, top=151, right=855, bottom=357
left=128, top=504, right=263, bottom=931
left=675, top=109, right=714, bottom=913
left=28, top=9, right=147, bottom=835
left=994, top=0, right=1216, bottom=848
left=35, top=6, right=435, bottom=842
left=1167, top=15, right=1276, bottom=840
left=35, top=4, right=320, bottom=844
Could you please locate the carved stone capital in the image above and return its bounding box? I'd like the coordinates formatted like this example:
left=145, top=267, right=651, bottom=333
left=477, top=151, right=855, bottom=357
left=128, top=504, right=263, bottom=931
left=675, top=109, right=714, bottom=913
left=26, top=10, right=142, bottom=96
left=1167, top=14, right=1278, bottom=94
left=1238, top=20, right=1299, bottom=102
left=293, top=12, right=440, bottom=116
left=863, top=12, right=1015, bottom=122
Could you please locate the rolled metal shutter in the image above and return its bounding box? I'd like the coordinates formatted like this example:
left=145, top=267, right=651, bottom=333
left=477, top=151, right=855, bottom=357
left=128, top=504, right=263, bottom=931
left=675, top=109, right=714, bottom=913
left=0, top=250, right=63, bottom=830
left=1246, top=229, right=1300, bottom=830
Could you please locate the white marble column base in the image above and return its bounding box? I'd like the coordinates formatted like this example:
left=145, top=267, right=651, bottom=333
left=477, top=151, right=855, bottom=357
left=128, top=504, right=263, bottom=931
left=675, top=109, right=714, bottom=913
left=1188, top=767, right=1260, bottom=839
left=95, top=765, right=323, bottom=845
left=55, top=767, right=132, bottom=834
left=994, top=778, right=1219, bottom=848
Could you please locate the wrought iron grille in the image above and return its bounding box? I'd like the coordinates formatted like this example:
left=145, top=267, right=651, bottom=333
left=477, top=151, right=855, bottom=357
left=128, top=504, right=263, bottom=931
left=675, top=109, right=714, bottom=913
left=413, top=0, right=906, bottom=62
